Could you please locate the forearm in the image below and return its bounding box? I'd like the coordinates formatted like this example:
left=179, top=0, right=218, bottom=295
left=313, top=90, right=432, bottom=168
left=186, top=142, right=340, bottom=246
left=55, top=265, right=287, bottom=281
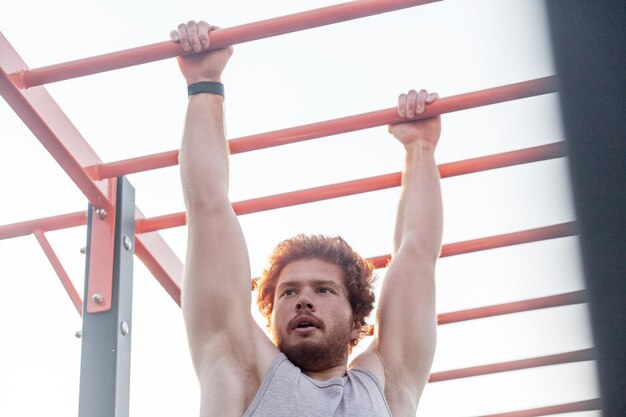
left=179, top=92, right=254, bottom=344
left=393, top=143, right=443, bottom=261
left=180, top=93, right=230, bottom=213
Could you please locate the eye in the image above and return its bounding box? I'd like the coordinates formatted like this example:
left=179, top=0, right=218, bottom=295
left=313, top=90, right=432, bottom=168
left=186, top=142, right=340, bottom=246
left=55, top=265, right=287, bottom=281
left=281, top=289, right=296, bottom=297
left=318, top=287, right=333, bottom=294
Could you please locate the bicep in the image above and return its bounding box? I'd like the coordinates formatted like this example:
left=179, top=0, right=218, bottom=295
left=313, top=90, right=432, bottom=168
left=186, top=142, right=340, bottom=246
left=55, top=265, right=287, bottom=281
left=182, top=207, right=254, bottom=358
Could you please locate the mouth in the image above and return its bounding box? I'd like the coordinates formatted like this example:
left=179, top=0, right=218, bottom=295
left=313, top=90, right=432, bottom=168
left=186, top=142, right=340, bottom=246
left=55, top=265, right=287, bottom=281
left=291, top=315, right=321, bottom=332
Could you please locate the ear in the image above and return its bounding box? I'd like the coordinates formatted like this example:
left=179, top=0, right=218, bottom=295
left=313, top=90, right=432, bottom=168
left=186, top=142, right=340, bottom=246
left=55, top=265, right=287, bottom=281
left=350, top=319, right=362, bottom=340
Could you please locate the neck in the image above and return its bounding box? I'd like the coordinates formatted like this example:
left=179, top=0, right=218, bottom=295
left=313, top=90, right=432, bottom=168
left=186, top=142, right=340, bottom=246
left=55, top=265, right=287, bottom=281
left=303, top=361, right=348, bottom=381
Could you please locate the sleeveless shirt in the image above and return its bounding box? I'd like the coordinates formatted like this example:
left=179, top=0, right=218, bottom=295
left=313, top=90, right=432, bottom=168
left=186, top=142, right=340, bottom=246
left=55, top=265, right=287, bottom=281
left=241, top=353, right=392, bottom=417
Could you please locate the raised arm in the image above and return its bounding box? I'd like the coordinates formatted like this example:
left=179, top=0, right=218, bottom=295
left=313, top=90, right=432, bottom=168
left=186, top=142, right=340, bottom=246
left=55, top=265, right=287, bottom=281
left=173, top=22, right=261, bottom=375
left=356, top=89, right=442, bottom=416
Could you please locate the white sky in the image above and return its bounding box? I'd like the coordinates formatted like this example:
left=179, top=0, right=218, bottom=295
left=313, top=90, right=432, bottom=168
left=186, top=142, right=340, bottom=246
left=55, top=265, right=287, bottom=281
left=0, top=0, right=600, bottom=416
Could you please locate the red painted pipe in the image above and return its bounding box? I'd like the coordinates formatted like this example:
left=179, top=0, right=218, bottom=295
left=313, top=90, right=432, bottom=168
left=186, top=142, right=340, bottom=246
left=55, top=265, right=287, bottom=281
left=22, top=0, right=440, bottom=87
left=136, top=142, right=566, bottom=233
left=437, top=290, right=587, bottom=325
left=0, top=211, right=86, bottom=239
left=429, top=349, right=595, bottom=382
left=0, top=142, right=566, bottom=239
left=369, top=222, right=577, bottom=268
left=476, top=399, right=602, bottom=417
left=34, top=231, right=83, bottom=316
left=92, top=76, right=558, bottom=179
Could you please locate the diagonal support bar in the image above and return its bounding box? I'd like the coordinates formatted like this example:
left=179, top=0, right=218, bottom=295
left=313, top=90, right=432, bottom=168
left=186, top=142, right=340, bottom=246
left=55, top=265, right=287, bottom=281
left=20, top=0, right=440, bottom=86
left=0, top=32, right=183, bottom=310
left=0, top=33, right=112, bottom=210
left=33, top=231, right=83, bottom=316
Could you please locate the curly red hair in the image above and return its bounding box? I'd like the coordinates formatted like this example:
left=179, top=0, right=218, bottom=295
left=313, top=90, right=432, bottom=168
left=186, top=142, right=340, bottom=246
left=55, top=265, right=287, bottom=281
left=256, top=234, right=376, bottom=349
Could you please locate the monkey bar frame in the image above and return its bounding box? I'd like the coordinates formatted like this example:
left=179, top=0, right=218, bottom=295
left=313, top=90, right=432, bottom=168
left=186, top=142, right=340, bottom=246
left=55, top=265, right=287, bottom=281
left=0, top=0, right=604, bottom=416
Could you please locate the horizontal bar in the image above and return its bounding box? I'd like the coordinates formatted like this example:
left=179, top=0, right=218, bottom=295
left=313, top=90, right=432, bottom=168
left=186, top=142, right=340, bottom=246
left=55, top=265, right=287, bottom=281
left=1, top=141, right=566, bottom=238
left=476, top=399, right=602, bottom=417
left=351, top=290, right=587, bottom=343
left=21, top=0, right=440, bottom=87
left=213, top=220, right=575, bottom=296
left=429, top=348, right=595, bottom=382
left=136, top=142, right=566, bottom=233
left=368, top=222, right=577, bottom=269
left=92, top=77, right=559, bottom=179
left=1, top=33, right=184, bottom=308
left=0, top=34, right=112, bottom=210
left=34, top=231, right=83, bottom=316
left=438, top=290, right=587, bottom=325
left=0, top=211, right=86, bottom=239
left=440, top=222, right=578, bottom=257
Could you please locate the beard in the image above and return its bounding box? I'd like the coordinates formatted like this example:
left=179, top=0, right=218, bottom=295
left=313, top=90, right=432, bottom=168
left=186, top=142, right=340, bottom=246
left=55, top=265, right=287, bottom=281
left=275, top=323, right=352, bottom=372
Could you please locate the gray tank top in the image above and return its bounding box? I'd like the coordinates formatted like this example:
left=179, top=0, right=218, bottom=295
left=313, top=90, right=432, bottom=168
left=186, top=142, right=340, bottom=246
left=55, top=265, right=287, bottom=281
left=242, top=353, right=392, bottom=417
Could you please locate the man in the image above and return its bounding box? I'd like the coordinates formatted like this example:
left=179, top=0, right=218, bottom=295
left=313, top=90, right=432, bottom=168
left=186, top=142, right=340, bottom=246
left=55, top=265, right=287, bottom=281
left=172, top=20, right=442, bottom=417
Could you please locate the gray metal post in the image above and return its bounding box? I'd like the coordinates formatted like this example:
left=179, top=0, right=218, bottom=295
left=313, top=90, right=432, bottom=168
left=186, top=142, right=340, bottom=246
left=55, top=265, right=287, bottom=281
left=79, top=177, right=135, bottom=417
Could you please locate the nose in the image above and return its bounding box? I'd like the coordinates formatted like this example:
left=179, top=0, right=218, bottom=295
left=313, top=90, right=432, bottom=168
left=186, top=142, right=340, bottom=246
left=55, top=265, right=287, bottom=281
left=295, top=293, right=314, bottom=311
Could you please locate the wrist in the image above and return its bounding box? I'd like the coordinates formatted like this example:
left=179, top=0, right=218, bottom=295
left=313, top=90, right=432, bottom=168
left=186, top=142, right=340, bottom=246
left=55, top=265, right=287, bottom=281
left=404, top=141, right=436, bottom=155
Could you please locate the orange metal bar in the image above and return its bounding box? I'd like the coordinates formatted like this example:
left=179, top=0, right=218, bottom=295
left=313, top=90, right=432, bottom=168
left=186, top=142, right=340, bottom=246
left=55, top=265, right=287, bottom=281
left=0, top=34, right=112, bottom=210
left=441, top=222, right=578, bottom=257
left=33, top=231, right=83, bottom=316
left=368, top=222, right=577, bottom=268
left=21, top=0, right=440, bottom=87
left=92, top=77, right=559, bottom=179
left=437, top=290, right=587, bottom=325
left=136, top=142, right=566, bottom=233
left=0, top=33, right=183, bottom=308
left=476, top=399, right=602, bottom=417
left=0, top=211, right=86, bottom=239
left=429, top=349, right=595, bottom=382
left=438, top=142, right=566, bottom=179
left=0, top=141, right=565, bottom=238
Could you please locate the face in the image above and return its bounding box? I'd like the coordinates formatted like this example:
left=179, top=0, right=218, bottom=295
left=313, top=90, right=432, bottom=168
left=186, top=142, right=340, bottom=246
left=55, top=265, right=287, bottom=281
left=270, top=258, right=361, bottom=372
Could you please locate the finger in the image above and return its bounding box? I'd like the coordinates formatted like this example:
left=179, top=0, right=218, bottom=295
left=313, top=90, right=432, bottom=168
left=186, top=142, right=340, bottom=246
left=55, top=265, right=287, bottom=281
left=186, top=20, right=202, bottom=52
left=416, top=89, right=428, bottom=114
left=197, top=20, right=211, bottom=49
left=169, top=30, right=180, bottom=43
left=406, top=89, right=418, bottom=118
left=177, top=23, right=191, bottom=52
left=397, top=93, right=407, bottom=117
left=425, top=92, right=439, bottom=104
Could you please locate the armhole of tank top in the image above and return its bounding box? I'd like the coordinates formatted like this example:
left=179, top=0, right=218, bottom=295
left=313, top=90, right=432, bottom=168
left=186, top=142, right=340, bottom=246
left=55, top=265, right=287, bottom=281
left=241, top=353, right=287, bottom=417
left=350, top=367, right=383, bottom=391
left=350, top=367, right=393, bottom=416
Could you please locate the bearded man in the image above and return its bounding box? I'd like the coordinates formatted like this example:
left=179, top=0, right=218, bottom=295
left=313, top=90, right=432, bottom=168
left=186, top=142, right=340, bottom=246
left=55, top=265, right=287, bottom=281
left=172, top=20, right=442, bottom=417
